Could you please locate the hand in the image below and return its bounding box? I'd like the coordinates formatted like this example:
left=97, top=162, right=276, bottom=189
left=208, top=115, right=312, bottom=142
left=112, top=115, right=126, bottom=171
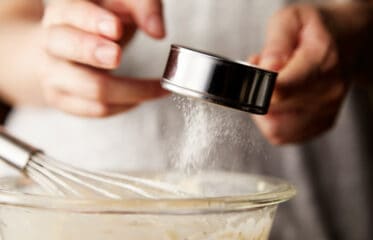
left=250, top=4, right=349, bottom=144
left=40, top=0, right=167, bottom=117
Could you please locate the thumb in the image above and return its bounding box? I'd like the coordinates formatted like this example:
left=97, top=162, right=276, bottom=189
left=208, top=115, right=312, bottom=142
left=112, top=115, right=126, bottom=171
left=259, top=7, right=300, bottom=71
left=104, top=0, right=165, bottom=38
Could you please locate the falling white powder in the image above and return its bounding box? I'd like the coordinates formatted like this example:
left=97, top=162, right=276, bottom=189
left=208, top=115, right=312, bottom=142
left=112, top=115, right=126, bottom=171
left=171, top=94, right=256, bottom=173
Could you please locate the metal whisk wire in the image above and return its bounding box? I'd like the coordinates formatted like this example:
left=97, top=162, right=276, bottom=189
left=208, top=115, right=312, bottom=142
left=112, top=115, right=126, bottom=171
left=0, top=128, right=187, bottom=199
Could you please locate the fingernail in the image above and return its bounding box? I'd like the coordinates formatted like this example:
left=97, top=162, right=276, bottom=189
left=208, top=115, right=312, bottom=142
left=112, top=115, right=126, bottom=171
left=98, top=20, right=116, bottom=38
left=95, top=45, right=118, bottom=66
left=146, top=14, right=164, bottom=37
left=260, top=56, right=283, bottom=71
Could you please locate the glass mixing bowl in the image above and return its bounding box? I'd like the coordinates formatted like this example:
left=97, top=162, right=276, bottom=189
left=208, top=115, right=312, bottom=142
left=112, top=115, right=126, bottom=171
left=0, top=171, right=295, bottom=240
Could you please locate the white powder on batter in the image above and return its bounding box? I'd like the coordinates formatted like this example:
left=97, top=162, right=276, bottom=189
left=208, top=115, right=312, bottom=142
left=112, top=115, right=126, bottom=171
left=171, top=95, right=255, bottom=173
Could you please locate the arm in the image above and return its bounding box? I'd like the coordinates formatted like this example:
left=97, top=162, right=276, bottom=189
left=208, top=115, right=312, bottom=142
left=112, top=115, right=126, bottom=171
left=0, top=0, right=44, bottom=105
left=250, top=1, right=373, bottom=144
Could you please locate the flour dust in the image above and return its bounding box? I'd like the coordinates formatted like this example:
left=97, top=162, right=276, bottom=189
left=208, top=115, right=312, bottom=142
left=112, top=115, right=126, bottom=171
left=170, top=95, right=257, bottom=173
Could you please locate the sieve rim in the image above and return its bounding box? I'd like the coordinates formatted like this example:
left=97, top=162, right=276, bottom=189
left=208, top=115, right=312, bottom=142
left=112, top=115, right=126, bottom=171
left=171, top=44, right=277, bottom=74
left=162, top=44, right=277, bottom=114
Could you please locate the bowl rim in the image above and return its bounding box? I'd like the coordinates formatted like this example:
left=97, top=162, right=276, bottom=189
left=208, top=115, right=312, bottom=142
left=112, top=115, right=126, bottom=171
left=0, top=173, right=296, bottom=215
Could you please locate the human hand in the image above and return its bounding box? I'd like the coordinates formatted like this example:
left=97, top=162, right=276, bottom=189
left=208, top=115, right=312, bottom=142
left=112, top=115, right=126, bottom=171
left=249, top=4, right=349, bottom=144
left=40, top=0, right=167, bottom=117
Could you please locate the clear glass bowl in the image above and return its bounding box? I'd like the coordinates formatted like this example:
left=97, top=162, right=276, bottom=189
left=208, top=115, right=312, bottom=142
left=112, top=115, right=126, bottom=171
left=0, top=171, right=295, bottom=240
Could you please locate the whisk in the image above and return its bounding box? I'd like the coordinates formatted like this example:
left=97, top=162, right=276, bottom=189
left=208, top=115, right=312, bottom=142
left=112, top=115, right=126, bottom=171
left=0, top=127, right=186, bottom=199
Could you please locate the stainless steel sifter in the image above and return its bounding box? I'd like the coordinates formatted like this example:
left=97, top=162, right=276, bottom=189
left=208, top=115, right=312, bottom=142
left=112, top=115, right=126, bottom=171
left=161, top=45, right=277, bottom=114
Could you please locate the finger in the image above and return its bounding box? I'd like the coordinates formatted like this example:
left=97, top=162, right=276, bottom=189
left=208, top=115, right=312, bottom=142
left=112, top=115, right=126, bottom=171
left=270, top=75, right=345, bottom=111
left=106, top=76, right=169, bottom=103
left=45, top=25, right=121, bottom=69
left=44, top=88, right=136, bottom=117
left=259, top=7, right=300, bottom=71
left=104, top=0, right=165, bottom=38
left=278, top=11, right=336, bottom=86
left=43, top=1, right=122, bottom=40
left=253, top=98, right=339, bottom=145
left=248, top=54, right=261, bottom=65
left=44, top=60, right=168, bottom=104
left=43, top=60, right=107, bottom=101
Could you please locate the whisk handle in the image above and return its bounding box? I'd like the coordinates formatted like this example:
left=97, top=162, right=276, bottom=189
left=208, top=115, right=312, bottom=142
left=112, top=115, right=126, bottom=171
left=0, top=127, right=41, bottom=170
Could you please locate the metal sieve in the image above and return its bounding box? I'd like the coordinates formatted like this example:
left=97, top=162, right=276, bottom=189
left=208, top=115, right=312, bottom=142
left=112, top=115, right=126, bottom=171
left=162, top=45, right=277, bottom=114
